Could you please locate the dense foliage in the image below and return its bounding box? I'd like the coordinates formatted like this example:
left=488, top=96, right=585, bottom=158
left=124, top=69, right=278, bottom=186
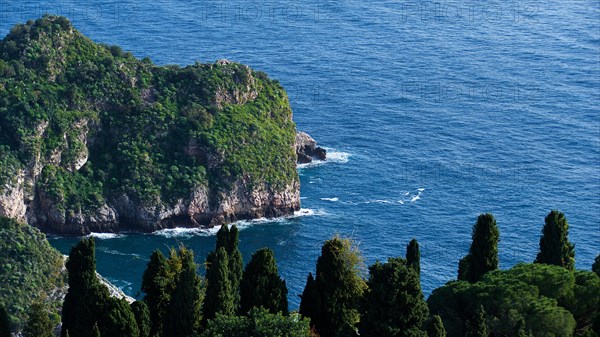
left=0, top=15, right=298, bottom=218
left=0, top=217, right=64, bottom=329
left=0, top=304, right=10, bottom=337
left=535, top=210, right=576, bottom=270
left=23, top=301, right=55, bottom=337
left=201, top=308, right=310, bottom=337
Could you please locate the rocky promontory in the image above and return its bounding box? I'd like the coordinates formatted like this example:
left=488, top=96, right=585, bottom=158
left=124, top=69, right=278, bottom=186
left=0, top=16, right=323, bottom=234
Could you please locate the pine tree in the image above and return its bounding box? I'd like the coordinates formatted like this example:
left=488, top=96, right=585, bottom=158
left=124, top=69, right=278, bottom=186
left=427, top=315, right=446, bottom=337
left=130, top=301, right=151, bottom=337
left=458, top=214, right=500, bottom=283
left=299, top=273, right=321, bottom=329
left=141, top=250, right=177, bottom=337
left=163, top=248, right=203, bottom=337
left=535, top=210, right=575, bottom=270
left=240, top=248, right=288, bottom=315
left=102, top=298, right=140, bottom=337
left=359, top=257, right=429, bottom=337
left=23, top=301, right=54, bottom=337
left=202, top=247, right=235, bottom=323
left=311, top=237, right=367, bottom=337
left=0, top=303, right=10, bottom=337
left=406, top=239, right=421, bottom=277
left=593, top=254, right=600, bottom=277
left=465, top=306, right=487, bottom=337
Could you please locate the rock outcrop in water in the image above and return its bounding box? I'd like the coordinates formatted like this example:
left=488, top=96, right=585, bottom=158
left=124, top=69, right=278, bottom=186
left=296, top=132, right=327, bottom=164
left=0, top=16, right=322, bottom=234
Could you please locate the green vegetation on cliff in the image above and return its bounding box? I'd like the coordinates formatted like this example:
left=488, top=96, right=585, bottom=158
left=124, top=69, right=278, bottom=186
left=0, top=217, right=64, bottom=329
left=0, top=15, right=298, bottom=217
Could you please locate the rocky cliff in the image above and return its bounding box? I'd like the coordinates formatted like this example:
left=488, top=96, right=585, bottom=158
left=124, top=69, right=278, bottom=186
left=0, top=16, right=320, bottom=234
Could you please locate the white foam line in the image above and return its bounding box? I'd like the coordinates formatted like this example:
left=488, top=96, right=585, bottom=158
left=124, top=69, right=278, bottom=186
left=151, top=208, right=325, bottom=238
left=86, top=233, right=126, bottom=239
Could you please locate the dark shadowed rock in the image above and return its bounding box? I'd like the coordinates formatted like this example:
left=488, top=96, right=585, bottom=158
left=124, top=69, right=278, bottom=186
left=295, top=132, right=327, bottom=163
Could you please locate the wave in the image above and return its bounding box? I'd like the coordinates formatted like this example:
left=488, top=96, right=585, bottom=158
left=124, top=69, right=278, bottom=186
left=152, top=208, right=325, bottom=238
left=297, top=149, right=351, bottom=169
left=86, top=233, right=126, bottom=239
left=321, top=197, right=339, bottom=202
left=97, top=247, right=141, bottom=258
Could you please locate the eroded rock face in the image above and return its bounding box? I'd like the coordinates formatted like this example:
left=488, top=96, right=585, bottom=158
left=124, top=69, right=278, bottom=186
left=296, top=132, right=327, bottom=164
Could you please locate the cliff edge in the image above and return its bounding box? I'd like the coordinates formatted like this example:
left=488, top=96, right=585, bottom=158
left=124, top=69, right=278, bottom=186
left=0, top=16, right=320, bottom=234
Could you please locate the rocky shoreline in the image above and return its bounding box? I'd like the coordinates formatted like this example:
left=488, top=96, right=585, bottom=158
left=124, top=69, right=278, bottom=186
left=0, top=132, right=326, bottom=235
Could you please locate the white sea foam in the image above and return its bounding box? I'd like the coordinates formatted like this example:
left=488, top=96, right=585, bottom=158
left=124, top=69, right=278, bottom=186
left=297, top=149, right=351, bottom=169
left=97, top=247, right=141, bottom=258
left=152, top=208, right=324, bottom=238
left=410, top=195, right=421, bottom=202
left=86, top=233, right=126, bottom=239
left=321, top=197, right=339, bottom=202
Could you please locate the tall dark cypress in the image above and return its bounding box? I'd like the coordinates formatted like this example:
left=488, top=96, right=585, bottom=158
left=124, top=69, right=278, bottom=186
left=141, top=250, right=172, bottom=337
left=458, top=214, right=500, bottom=283
left=227, top=225, right=244, bottom=309
left=202, top=247, right=235, bottom=323
left=313, top=237, right=367, bottom=337
left=299, top=273, right=321, bottom=329
left=406, top=239, right=421, bottom=277
left=163, top=248, right=202, bottom=337
left=61, top=238, right=138, bottom=337
left=535, top=210, right=575, bottom=270
left=240, top=248, right=288, bottom=315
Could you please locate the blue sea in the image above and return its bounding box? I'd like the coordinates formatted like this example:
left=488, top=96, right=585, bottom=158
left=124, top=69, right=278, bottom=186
left=1, top=0, right=599, bottom=308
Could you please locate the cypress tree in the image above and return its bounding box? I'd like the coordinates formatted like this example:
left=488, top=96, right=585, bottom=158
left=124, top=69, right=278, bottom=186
left=163, top=248, right=203, bottom=337
left=240, top=248, right=288, bottom=315
left=535, top=210, right=575, bottom=270
left=458, top=214, right=500, bottom=283
left=227, top=225, right=244, bottom=309
left=61, top=238, right=138, bottom=337
left=312, top=237, right=367, bottom=337
left=141, top=250, right=176, bottom=337
left=465, top=306, right=487, bottom=337
left=359, top=257, right=429, bottom=337
left=406, top=239, right=421, bottom=277
left=202, top=247, right=235, bottom=323
left=23, top=301, right=54, bottom=337
left=299, top=273, right=321, bottom=329
left=427, top=315, right=446, bottom=337
left=130, top=301, right=151, bottom=337
left=0, top=303, right=10, bottom=337
left=61, top=238, right=106, bottom=337
left=593, top=254, right=600, bottom=277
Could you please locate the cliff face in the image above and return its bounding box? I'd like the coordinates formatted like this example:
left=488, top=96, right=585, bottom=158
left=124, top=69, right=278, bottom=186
left=0, top=16, right=305, bottom=234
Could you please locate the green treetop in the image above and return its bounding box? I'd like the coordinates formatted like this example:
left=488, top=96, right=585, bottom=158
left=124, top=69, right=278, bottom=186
left=535, top=210, right=575, bottom=270
left=427, top=315, right=446, bottom=337
left=359, top=257, right=429, bottom=337
left=240, top=248, right=288, bottom=315
left=406, top=238, right=421, bottom=277
left=458, top=213, right=500, bottom=283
